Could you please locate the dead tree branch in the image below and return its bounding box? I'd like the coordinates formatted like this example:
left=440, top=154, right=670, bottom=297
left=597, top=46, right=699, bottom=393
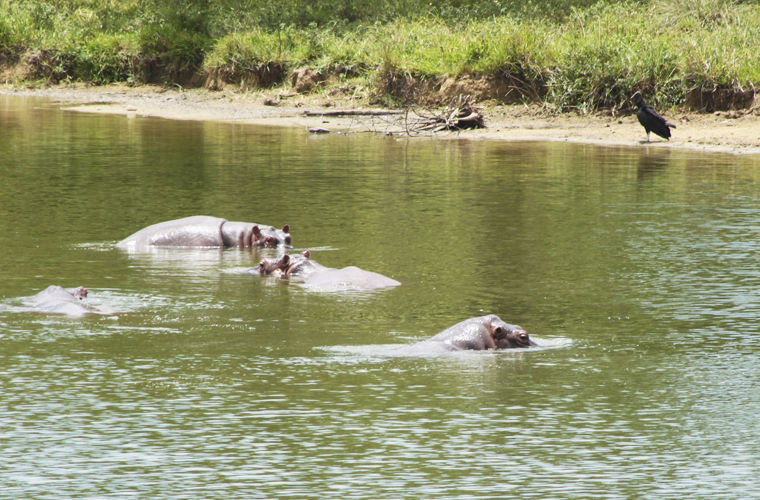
left=405, top=95, right=485, bottom=133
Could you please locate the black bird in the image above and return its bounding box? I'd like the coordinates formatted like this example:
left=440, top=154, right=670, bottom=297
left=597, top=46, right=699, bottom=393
left=631, top=91, right=676, bottom=142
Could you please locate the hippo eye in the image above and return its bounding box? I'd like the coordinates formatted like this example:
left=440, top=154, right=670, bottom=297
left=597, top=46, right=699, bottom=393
left=519, top=333, right=529, bottom=343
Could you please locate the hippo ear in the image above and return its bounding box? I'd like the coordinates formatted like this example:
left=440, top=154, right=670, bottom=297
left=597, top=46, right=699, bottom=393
left=492, top=326, right=507, bottom=340
left=252, top=225, right=261, bottom=236
left=302, top=249, right=311, bottom=259
left=282, top=224, right=290, bottom=233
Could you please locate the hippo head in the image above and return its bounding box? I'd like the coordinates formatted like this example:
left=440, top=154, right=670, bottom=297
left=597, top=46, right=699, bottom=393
left=257, top=254, right=291, bottom=276
left=73, top=286, right=88, bottom=300
left=491, top=322, right=536, bottom=349
left=253, top=225, right=291, bottom=248
left=257, top=250, right=312, bottom=277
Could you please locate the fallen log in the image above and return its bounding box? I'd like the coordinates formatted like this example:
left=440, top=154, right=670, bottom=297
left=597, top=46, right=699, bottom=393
left=302, top=109, right=404, bottom=117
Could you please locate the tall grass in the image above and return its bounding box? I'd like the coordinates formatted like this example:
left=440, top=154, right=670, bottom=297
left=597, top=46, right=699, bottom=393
left=1, top=0, right=758, bottom=110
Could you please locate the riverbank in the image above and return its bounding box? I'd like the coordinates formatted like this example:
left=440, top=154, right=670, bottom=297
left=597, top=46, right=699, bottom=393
left=4, top=83, right=760, bottom=156
left=3, top=1, right=760, bottom=118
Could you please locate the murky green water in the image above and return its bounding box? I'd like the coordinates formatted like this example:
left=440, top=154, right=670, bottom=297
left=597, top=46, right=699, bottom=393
left=2, top=95, right=760, bottom=498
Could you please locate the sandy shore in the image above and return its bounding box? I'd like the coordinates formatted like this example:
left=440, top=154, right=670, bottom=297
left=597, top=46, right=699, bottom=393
left=4, top=84, right=759, bottom=155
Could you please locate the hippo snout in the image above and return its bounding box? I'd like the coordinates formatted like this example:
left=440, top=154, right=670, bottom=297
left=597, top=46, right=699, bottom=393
left=518, top=331, right=538, bottom=347
left=495, top=327, right=536, bottom=349
left=510, top=330, right=536, bottom=348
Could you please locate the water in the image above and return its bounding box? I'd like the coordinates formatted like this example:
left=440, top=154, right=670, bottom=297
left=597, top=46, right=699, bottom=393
left=2, top=95, right=760, bottom=498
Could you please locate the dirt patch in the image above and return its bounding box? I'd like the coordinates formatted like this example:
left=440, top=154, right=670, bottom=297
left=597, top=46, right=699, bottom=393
left=290, top=68, right=324, bottom=93
left=205, top=62, right=286, bottom=91
left=3, top=83, right=760, bottom=156
left=375, top=72, right=541, bottom=108
left=439, top=76, right=497, bottom=102
left=685, top=86, right=757, bottom=112
left=373, top=72, right=499, bottom=106
left=19, top=50, right=76, bottom=83
left=0, top=59, right=26, bottom=84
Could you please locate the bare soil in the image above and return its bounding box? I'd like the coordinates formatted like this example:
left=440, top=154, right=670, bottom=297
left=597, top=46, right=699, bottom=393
left=4, top=83, right=760, bottom=155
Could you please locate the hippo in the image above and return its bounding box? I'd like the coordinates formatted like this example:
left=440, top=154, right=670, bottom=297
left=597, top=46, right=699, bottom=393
left=24, top=285, right=97, bottom=316
left=116, top=216, right=291, bottom=249
left=254, top=250, right=400, bottom=292
left=399, top=315, right=536, bottom=354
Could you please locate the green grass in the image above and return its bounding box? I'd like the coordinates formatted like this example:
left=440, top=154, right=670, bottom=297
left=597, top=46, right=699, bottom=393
left=2, top=0, right=759, bottom=111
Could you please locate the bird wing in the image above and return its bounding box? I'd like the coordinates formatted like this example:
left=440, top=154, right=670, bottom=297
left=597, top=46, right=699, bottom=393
left=644, top=105, right=668, bottom=124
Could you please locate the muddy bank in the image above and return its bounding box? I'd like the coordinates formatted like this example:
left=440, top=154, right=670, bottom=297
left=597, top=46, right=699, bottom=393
left=3, top=83, right=760, bottom=156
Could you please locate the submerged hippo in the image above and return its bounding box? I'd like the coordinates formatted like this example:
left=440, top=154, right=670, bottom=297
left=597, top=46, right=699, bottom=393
left=117, top=216, right=291, bottom=249
left=25, top=285, right=95, bottom=316
left=254, top=250, right=400, bottom=292
left=400, top=315, right=536, bottom=354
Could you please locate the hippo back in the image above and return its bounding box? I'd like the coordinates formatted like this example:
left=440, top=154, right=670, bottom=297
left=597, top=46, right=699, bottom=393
left=301, top=266, right=400, bottom=292
left=425, top=315, right=495, bottom=350
left=117, top=216, right=226, bottom=248
left=27, top=285, right=92, bottom=316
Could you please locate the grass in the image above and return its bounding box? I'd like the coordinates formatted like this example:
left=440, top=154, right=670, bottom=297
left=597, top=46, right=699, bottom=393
left=1, top=0, right=758, bottom=111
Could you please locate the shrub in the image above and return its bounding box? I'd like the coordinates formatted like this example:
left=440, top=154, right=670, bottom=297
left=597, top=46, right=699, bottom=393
left=77, top=33, right=138, bottom=84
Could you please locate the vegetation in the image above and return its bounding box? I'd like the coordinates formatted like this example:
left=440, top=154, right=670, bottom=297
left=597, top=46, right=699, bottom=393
left=1, top=0, right=758, bottom=111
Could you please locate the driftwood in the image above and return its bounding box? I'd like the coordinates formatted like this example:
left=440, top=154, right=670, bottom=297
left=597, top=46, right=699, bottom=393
left=302, top=109, right=404, bottom=117
left=300, top=96, right=484, bottom=137
left=406, top=95, right=485, bottom=134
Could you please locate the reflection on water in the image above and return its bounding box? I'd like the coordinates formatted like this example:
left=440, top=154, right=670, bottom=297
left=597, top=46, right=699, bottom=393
left=2, top=95, right=760, bottom=498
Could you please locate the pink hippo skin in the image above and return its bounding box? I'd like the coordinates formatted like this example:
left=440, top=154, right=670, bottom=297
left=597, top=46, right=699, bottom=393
left=255, top=250, right=400, bottom=292
left=117, top=216, right=291, bottom=249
